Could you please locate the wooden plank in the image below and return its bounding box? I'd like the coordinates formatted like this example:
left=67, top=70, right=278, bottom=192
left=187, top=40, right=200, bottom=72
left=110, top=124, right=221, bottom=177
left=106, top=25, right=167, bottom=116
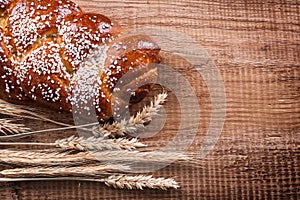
left=0, top=0, right=299, bottom=199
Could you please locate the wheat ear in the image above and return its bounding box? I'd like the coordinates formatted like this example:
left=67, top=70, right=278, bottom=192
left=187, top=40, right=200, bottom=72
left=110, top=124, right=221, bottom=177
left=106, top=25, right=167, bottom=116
left=93, top=92, right=168, bottom=138
left=0, top=119, right=30, bottom=135
left=0, top=165, right=130, bottom=178
left=104, top=174, right=180, bottom=190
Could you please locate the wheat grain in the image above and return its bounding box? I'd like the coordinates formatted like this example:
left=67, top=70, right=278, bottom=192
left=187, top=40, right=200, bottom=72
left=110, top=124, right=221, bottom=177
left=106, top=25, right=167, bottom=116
left=0, top=119, right=30, bottom=135
left=104, top=174, right=180, bottom=190
left=93, top=92, right=168, bottom=138
left=0, top=165, right=130, bottom=178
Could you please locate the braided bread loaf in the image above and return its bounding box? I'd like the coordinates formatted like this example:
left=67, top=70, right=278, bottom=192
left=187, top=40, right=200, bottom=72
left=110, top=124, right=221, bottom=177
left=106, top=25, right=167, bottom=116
left=0, top=0, right=160, bottom=121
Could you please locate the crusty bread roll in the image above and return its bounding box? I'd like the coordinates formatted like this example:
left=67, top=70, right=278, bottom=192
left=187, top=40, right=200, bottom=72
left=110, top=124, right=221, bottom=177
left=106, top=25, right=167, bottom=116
left=0, top=0, right=160, bottom=121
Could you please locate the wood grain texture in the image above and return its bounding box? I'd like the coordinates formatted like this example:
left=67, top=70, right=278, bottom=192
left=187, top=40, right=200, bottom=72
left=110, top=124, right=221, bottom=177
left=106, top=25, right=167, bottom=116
left=0, top=0, right=299, bottom=199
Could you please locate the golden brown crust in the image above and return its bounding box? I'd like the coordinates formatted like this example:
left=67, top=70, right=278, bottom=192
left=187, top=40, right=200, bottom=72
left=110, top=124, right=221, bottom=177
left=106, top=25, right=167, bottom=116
left=0, top=0, right=161, bottom=122
left=0, top=0, right=14, bottom=17
left=15, top=40, right=71, bottom=111
left=58, top=12, right=122, bottom=72
left=6, top=0, right=82, bottom=54
left=96, top=35, right=160, bottom=120
left=0, top=27, right=26, bottom=100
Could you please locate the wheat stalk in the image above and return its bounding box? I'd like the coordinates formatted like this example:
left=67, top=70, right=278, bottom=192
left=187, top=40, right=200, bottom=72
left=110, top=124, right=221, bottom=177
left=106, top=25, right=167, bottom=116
left=54, top=136, right=147, bottom=151
left=104, top=174, right=179, bottom=190
left=0, top=99, right=27, bottom=116
left=0, top=93, right=167, bottom=139
left=0, top=175, right=180, bottom=190
left=0, top=123, right=98, bottom=140
left=0, top=119, right=30, bottom=135
left=90, top=150, right=190, bottom=163
left=0, top=94, right=183, bottom=191
left=0, top=149, right=91, bottom=166
left=0, top=99, right=72, bottom=127
left=0, top=148, right=190, bottom=167
left=92, top=92, right=168, bottom=138
left=0, top=136, right=146, bottom=151
left=0, top=99, right=86, bottom=140
left=0, top=165, right=130, bottom=178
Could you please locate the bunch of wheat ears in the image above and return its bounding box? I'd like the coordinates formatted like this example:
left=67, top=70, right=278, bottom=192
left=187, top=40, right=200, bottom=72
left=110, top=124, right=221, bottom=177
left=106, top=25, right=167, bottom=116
left=0, top=93, right=187, bottom=190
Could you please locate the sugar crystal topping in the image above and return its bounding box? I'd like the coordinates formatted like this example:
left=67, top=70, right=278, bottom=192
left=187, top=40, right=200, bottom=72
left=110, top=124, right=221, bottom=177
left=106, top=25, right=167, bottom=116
left=68, top=45, right=109, bottom=115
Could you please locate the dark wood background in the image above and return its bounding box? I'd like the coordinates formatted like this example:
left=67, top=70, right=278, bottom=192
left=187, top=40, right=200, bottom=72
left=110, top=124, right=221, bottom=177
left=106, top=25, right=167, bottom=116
left=0, top=0, right=299, bottom=199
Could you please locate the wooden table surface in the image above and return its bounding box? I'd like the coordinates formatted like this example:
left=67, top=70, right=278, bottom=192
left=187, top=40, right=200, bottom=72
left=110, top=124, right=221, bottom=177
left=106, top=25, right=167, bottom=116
left=0, top=0, right=299, bottom=199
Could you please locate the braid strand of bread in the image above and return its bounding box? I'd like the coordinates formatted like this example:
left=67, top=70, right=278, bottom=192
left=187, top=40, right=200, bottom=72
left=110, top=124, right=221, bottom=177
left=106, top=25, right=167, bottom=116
left=0, top=0, right=160, bottom=122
